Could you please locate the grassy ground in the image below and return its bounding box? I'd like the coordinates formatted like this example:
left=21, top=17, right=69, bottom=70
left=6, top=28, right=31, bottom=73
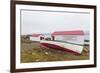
left=21, top=38, right=89, bottom=63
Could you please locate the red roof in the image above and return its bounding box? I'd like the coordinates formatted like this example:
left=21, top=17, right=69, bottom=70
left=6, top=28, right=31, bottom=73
left=52, top=30, right=84, bottom=35
left=31, top=34, right=42, bottom=37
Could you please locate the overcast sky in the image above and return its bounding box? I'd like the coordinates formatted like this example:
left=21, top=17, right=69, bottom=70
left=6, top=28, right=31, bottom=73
left=21, top=10, right=90, bottom=35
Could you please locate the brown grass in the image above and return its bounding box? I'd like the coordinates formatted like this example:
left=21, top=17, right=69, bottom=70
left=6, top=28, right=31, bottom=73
left=21, top=38, right=89, bottom=63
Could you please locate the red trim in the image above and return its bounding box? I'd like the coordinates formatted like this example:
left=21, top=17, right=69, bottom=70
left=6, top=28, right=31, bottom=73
left=31, top=34, right=42, bottom=37
left=41, top=43, right=80, bottom=55
left=52, top=30, right=84, bottom=35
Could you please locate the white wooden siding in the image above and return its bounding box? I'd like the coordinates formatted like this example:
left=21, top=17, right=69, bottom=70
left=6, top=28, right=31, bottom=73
left=54, top=35, right=84, bottom=45
left=30, top=36, right=40, bottom=41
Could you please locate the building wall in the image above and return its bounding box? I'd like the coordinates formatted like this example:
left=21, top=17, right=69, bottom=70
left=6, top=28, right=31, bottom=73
left=30, top=36, right=40, bottom=41
left=54, top=35, right=84, bottom=45
left=30, top=35, right=53, bottom=41
left=43, top=34, right=53, bottom=40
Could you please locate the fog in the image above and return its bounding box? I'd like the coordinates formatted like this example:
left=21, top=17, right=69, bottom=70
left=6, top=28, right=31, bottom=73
left=21, top=10, right=90, bottom=35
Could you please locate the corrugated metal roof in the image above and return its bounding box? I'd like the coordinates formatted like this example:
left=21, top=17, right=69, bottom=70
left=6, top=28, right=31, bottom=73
left=52, top=30, right=84, bottom=35
left=31, top=34, right=42, bottom=37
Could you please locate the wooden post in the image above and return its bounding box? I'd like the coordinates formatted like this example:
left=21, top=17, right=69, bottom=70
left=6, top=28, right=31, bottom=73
left=52, top=36, right=55, bottom=40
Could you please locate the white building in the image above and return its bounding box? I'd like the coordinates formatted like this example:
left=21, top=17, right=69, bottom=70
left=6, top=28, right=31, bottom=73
left=30, top=33, right=53, bottom=42
left=52, top=30, right=85, bottom=45
left=30, top=34, right=43, bottom=42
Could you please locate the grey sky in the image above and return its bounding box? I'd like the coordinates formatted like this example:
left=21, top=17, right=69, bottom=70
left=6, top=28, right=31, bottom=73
left=21, top=10, right=90, bottom=35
